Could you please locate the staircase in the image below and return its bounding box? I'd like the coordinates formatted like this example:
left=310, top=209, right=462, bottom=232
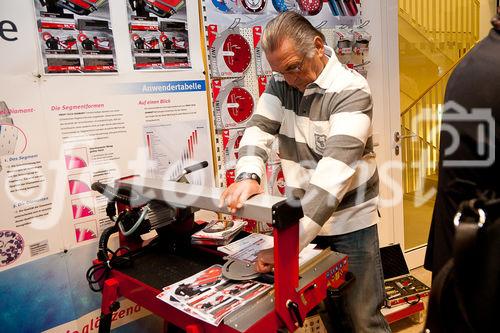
left=398, top=0, right=480, bottom=194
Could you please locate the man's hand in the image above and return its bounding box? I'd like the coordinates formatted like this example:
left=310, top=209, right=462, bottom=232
left=219, top=179, right=262, bottom=214
left=255, top=248, right=274, bottom=273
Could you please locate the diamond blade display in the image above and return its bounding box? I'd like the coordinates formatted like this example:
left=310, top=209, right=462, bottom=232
left=222, top=34, right=251, bottom=74
left=226, top=87, right=254, bottom=123
left=241, top=0, right=267, bottom=13
left=211, top=0, right=237, bottom=13
left=297, top=0, right=323, bottom=15
left=272, top=0, right=296, bottom=12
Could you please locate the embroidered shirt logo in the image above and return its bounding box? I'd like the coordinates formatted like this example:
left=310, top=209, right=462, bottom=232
left=314, top=133, right=327, bottom=153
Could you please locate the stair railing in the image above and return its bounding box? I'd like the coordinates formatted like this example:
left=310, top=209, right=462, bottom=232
left=399, top=0, right=480, bottom=61
left=400, top=45, right=476, bottom=194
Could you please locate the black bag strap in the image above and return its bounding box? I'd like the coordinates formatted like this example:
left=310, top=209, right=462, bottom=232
left=453, top=222, right=480, bottom=333
left=425, top=258, right=454, bottom=331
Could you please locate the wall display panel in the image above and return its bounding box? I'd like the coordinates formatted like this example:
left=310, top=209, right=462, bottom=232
left=203, top=0, right=368, bottom=205
left=33, top=0, right=118, bottom=74
left=204, top=0, right=361, bottom=26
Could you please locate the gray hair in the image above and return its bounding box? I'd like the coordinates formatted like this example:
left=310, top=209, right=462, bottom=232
left=261, top=11, right=325, bottom=58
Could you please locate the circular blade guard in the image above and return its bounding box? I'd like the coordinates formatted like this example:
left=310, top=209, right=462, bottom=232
left=241, top=0, right=266, bottom=13
left=226, top=87, right=254, bottom=123
left=222, top=259, right=260, bottom=280
left=223, top=34, right=251, bottom=74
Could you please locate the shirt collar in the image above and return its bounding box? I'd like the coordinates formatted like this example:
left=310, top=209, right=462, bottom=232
left=311, top=45, right=343, bottom=90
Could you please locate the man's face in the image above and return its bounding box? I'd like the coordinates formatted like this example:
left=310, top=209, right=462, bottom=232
left=265, top=37, right=325, bottom=92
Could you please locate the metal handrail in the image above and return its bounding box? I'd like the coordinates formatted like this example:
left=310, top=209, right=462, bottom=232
left=399, top=0, right=480, bottom=61
left=401, top=44, right=476, bottom=116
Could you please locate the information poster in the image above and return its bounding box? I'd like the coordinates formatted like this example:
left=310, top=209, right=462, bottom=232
left=33, top=0, right=118, bottom=74
left=0, top=78, right=61, bottom=271
left=1, top=1, right=213, bottom=331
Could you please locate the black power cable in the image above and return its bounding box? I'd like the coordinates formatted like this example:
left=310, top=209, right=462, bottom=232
left=86, top=245, right=133, bottom=292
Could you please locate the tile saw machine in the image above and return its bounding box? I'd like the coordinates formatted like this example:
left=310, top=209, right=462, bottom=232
left=87, top=162, right=350, bottom=332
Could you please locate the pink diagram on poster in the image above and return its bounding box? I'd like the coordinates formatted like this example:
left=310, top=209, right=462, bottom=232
left=68, top=179, right=91, bottom=195
left=75, top=226, right=97, bottom=242
left=65, top=155, right=87, bottom=169
left=0, top=230, right=24, bottom=267
left=72, top=204, right=94, bottom=219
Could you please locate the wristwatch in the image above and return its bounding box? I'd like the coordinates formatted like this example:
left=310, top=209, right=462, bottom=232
left=235, top=172, right=261, bottom=184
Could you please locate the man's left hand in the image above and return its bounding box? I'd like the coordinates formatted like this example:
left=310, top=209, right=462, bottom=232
left=255, top=248, right=274, bottom=273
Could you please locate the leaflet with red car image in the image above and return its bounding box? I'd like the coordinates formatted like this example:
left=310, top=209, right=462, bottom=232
left=157, top=265, right=272, bottom=326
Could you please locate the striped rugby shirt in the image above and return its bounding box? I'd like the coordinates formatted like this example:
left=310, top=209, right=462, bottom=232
left=236, top=46, right=379, bottom=248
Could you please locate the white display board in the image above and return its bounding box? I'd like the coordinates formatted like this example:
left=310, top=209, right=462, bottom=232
left=0, top=1, right=214, bottom=332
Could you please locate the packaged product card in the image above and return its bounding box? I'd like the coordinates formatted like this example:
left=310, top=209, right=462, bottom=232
left=212, top=79, right=255, bottom=130
left=208, top=25, right=252, bottom=78
left=253, top=26, right=272, bottom=76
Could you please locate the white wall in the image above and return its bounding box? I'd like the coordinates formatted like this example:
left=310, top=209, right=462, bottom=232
left=362, top=0, right=402, bottom=247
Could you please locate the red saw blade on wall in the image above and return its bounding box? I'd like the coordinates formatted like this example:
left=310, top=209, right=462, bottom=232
left=297, top=0, right=322, bottom=15
left=226, top=87, right=254, bottom=123
left=222, top=34, right=252, bottom=74
left=241, top=0, right=267, bottom=13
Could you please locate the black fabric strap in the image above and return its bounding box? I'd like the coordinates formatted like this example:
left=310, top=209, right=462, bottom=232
left=453, top=223, right=480, bottom=333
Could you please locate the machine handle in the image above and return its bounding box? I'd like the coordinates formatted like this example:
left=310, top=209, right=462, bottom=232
left=91, top=182, right=141, bottom=205
left=183, top=161, right=208, bottom=175
left=286, top=300, right=304, bottom=328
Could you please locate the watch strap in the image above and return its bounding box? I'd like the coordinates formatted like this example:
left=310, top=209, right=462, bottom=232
left=235, top=172, right=261, bottom=184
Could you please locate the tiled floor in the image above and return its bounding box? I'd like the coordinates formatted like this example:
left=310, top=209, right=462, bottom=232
left=389, top=266, right=432, bottom=333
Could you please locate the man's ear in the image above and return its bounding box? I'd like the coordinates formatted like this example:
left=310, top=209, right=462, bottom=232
left=314, top=36, right=325, bottom=56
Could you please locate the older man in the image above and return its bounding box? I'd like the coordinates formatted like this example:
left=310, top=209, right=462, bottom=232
left=220, top=12, right=390, bottom=333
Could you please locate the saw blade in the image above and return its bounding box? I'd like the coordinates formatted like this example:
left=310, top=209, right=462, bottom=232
left=222, top=259, right=261, bottom=281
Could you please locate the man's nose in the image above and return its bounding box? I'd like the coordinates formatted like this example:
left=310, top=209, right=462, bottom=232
left=283, top=73, right=297, bottom=86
